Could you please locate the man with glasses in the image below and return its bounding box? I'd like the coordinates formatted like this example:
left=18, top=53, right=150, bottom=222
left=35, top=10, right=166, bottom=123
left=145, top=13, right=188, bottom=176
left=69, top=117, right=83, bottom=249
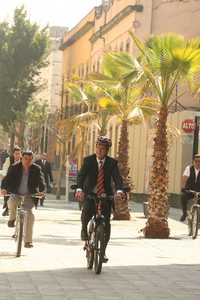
left=180, top=154, right=200, bottom=221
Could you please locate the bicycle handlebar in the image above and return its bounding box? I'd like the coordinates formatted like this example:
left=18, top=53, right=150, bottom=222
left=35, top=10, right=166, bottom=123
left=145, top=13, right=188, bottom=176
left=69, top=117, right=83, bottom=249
left=87, top=193, right=114, bottom=201
left=183, top=189, right=200, bottom=197
left=2, top=193, right=44, bottom=199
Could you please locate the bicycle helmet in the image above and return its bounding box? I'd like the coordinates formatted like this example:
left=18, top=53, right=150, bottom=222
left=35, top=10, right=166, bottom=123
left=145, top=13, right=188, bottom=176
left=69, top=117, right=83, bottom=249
left=96, top=136, right=112, bottom=148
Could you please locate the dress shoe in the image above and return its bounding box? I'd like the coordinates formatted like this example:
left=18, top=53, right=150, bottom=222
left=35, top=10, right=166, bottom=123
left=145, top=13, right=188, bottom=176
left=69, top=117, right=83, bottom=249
left=8, top=220, right=15, bottom=227
left=24, top=242, right=33, bottom=248
left=102, top=254, right=109, bottom=263
left=2, top=207, right=9, bottom=216
left=180, top=214, right=187, bottom=222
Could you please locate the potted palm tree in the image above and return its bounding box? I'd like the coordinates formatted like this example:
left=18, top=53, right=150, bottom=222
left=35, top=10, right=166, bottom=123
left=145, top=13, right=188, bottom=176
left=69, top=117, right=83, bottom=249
left=128, top=32, right=200, bottom=237
left=91, top=51, right=158, bottom=220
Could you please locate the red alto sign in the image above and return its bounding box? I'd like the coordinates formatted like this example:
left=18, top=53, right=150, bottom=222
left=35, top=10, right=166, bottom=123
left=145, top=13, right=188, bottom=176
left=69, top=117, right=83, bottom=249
left=182, top=119, right=195, bottom=133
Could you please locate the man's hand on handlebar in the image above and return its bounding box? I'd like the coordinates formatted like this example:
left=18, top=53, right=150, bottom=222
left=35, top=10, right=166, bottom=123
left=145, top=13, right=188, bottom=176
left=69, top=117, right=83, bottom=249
left=34, top=192, right=45, bottom=198
left=0, top=189, right=7, bottom=196
left=115, top=191, right=125, bottom=200
left=75, top=191, right=85, bottom=202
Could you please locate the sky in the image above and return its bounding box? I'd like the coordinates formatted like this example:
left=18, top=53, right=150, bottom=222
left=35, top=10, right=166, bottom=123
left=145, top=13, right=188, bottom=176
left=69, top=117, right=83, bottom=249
left=0, top=0, right=102, bottom=29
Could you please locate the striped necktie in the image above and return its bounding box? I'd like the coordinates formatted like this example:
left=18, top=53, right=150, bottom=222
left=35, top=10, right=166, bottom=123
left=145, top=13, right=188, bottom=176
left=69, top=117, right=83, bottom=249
left=96, top=160, right=104, bottom=196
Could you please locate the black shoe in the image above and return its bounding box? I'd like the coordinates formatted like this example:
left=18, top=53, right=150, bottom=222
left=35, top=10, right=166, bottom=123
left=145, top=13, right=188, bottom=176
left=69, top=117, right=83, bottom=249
left=102, top=254, right=109, bottom=263
left=24, top=242, right=33, bottom=248
left=8, top=220, right=15, bottom=228
left=180, top=214, right=187, bottom=222
left=81, top=229, right=88, bottom=241
left=2, top=207, right=9, bottom=216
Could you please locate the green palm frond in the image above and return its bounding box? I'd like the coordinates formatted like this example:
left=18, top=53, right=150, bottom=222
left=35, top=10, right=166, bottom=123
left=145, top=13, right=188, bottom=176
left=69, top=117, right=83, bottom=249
left=73, top=111, right=97, bottom=124
left=101, top=51, right=141, bottom=86
left=130, top=32, right=200, bottom=105
left=65, top=82, right=83, bottom=102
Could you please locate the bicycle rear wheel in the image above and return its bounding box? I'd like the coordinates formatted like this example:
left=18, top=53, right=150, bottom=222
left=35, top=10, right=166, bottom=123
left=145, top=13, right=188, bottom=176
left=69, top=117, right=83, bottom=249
left=192, top=206, right=199, bottom=239
left=16, top=214, right=24, bottom=257
left=94, top=224, right=105, bottom=274
left=187, top=213, right=192, bottom=236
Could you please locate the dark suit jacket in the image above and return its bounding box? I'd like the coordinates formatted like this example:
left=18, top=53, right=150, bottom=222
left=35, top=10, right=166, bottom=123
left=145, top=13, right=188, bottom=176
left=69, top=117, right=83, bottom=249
left=1, top=162, right=45, bottom=194
left=77, top=154, right=123, bottom=195
left=35, top=159, right=53, bottom=186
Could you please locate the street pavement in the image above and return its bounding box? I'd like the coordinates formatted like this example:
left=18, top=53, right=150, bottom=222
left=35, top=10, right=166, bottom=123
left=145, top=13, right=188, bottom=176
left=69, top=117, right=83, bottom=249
left=0, top=195, right=200, bottom=300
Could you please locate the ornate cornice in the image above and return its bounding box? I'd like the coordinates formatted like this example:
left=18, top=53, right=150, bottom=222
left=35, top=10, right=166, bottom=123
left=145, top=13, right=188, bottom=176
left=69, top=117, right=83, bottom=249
left=60, top=21, right=95, bottom=50
left=90, top=5, right=143, bottom=44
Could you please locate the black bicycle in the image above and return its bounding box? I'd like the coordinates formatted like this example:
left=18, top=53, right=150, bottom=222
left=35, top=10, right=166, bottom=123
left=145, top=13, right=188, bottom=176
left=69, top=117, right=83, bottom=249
left=186, top=190, right=200, bottom=239
left=10, top=193, right=43, bottom=257
left=85, top=194, right=112, bottom=275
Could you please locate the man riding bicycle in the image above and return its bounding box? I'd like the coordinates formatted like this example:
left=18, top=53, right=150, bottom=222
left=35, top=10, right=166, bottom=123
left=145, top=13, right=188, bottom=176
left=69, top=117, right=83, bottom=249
left=1, top=150, right=45, bottom=248
left=75, top=136, right=124, bottom=262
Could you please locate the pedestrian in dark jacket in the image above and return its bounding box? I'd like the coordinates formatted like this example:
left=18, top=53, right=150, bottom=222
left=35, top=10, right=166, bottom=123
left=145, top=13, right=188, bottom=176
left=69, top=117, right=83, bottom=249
left=1, top=151, right=45, bottom=248
left=35, top=153, right=53, bottom=206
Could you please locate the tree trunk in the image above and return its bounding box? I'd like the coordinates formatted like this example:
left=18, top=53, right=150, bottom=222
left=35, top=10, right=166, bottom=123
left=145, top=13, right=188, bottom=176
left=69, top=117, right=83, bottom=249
left=144, top=105, right=170, bottom=238
left=113, top=120, right=130, bottom=220
left=9, top=131, right=15, bottom=153
left=18, top=121, right=25, bottom=148
left=56, top=144, right=66, bottom=200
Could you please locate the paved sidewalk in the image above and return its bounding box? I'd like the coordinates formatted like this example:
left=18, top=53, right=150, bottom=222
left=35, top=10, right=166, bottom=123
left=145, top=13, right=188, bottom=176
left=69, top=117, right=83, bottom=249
left=0, top=196, right=200, bottom=300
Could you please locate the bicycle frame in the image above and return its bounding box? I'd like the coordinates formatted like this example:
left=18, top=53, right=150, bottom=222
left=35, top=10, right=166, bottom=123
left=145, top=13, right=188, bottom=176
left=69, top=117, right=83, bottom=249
left=186, top=190, right=200, bottom=239
left=8, top=194, right=43, bottom=257
left=85, top=194, right=113, bottom=274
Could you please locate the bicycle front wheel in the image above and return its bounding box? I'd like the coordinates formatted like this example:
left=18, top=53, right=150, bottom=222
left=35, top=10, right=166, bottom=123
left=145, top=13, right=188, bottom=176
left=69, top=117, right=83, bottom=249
left=16, top=214, right=24, bottom=257
left=192, top=206, right=199, bottom=239
left=94, top=224, right=105, bottom=275
left=86, top=241, right=94, bottom=269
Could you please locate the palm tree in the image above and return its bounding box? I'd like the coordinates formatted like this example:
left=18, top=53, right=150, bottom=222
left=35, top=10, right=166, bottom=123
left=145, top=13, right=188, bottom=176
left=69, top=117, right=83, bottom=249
left=129, top=32, right=200, bottom=237
left=65, top=81, right=114, bottom=166
left=91, top=51, right=158, bottom=220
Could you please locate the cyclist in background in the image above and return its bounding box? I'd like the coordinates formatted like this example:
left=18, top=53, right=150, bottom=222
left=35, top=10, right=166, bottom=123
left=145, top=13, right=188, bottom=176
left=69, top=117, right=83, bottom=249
left=0, top=146, right=22, bottom=216
left=1, top=151, right=45, bottom=248
left=180, top=153, right=200, bottom=221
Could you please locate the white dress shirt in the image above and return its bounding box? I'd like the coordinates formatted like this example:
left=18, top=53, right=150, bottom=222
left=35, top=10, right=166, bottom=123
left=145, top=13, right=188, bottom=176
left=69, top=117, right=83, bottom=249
left=183, top=165, right=200, bottom=181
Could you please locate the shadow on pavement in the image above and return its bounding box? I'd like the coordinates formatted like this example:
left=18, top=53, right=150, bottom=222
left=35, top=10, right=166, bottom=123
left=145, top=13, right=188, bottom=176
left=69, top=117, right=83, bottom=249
left=0, top=264, right=200, bottom=300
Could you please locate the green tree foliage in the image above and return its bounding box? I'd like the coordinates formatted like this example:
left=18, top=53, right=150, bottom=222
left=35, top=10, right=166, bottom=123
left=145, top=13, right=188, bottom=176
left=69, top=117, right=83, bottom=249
left=0, top=6, right=49, bottom=134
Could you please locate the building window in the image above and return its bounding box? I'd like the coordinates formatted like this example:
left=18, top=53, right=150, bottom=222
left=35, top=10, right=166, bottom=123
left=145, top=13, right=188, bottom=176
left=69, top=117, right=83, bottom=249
left=72, top=134, right=76, bottom=151
left=109, top=125, right=113, bottom=141
left=78, top=66, right=81, bottom=78
left=86, top=63, right=89, bottom=75
left=92, top=129, right=96, bottom=153
left=114, top=125, right=119, bottom=157
left=126, top=39, right=130, bottom=52
left=68, top=141, right=71, bottom=154
left=120, top=41, right=124, bottom=52
left=81, top=64, right=85, bottom=78
left=97, top=60, right=100, bottom=72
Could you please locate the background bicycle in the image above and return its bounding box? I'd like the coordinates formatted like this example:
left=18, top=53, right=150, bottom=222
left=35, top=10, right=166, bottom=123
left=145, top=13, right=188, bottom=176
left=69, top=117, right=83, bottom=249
left=7, top=193, right=43, bottom=257
left=185, top=190, right=200, bottom=239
